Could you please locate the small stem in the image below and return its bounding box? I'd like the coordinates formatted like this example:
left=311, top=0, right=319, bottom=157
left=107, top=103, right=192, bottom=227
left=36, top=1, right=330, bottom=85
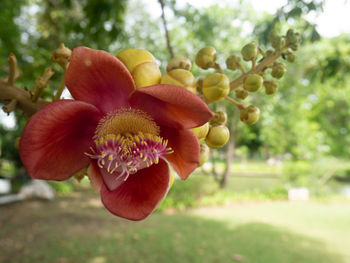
left=238, top=63, right=245, bottom=74
left=225, top=96, right=245, bottom=110
left=31, top=67, right=54, bottom=102
left=258, top=47, right=266, bottom=57
left=2, top=99, right=18, bottom=114
left=52, top=67, right=67, bottom=101
left=213, top=63, right=223, bottom=73
left=251, top=57, right=256, bottom=69
left=7, top=53, right=20, bottom=86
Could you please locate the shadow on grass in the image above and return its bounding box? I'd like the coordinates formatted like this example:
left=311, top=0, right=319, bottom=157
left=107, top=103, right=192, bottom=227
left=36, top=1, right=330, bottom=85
left=0, top=192, right=345, bottom=263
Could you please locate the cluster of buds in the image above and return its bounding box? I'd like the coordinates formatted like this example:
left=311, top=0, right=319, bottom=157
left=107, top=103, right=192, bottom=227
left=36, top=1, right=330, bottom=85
left=186, top=29, right=299, bottom=165
left=191, top=110, right=230, bottom=165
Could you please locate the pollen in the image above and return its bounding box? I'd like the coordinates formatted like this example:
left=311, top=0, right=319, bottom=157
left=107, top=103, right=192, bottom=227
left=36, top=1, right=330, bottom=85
left=94, top=108, right=160, bottom=140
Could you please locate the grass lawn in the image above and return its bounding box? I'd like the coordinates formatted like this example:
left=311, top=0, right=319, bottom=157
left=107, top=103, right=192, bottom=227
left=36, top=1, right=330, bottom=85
left=1, top=189, right=350, bottom=263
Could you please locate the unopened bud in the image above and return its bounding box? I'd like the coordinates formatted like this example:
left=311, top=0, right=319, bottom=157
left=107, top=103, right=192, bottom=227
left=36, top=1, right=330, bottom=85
left=166, top=57, right=191, bottom=72
left=240, top=105, right=260, bottom=125
left=51, top=43, right=72, bottom=68
left=286, top=53, right=296, bottom=63
left=196, top=77, right=204, bottom=94
left=244, top=74, right=263, bottom=92
left=117, top=49, right=161, bottom=88
left=241, top=42, right=258, bottom=61
left=192, top=122, right=210, bottom=142
left=205, top=125, right=230, bottom=149
left=269, top=31, right=285, bottom=50
left=210, top=111, right=227, bottom=126
left=202, top=73, right=230, bottom=102
left=235, top=88, right=249, bottom=100
left=271, top=62, right=286, bottom=79
left=264, top=80, right=279, bottom=95
left=195, top=47, right=217, bottom=69
left=199, top=144, right=210, bottom=166
left=161, top=69, right=196, bottom=94
left=226, top=55, right=241, bottom=71
left=286, top=29, right=300, bottom=47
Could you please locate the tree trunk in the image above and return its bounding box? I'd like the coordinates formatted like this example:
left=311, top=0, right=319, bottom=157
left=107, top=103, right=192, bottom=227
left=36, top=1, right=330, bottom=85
left=219, top=138, right=235, bottom=188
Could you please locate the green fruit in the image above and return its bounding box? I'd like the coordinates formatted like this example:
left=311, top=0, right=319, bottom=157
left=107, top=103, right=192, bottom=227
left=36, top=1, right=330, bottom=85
left=271, top=62, right=286, bottom=79
left=202, top=73, right=230, bottom=101
left=195, top=47, right=217, bottom=69
left=235, top=88, right=249, bottom=99
left=205, top=125, right=230, bottom=149
left=286, top=53, right=296, bottom=63
left=210, top=111, right=227, bottom=126
left=241, top=42, right=258, bottom=61
left=240, top=105, right=260, bottom=125
left=244, top=74, right=263, bottom=92
left=226, top=55, right=241, bottom=71
left=264, top=80, right=279, bottom=95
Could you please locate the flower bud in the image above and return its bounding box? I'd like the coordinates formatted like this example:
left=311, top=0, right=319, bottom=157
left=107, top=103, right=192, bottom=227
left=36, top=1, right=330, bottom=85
left=269, top=31, right=285, bottom=50
left=235, top=88, right=249, bottom=100
left=241, top=42, right=258, bottom=61
left=196, top=77, right=204, bottom=94
left=210, top=111, right=227, bottom=126
left=244, top=74, right=263, bottom=92
left=166, top=57, right=191, bottom=72
left=51, top=43, right=72, bottom=68
left=199, top=144, right=210, bottom=166
left=240, top=105, right=260, bottom=125
left=117, top=49, right=161, bottom=89
left=286, top=29, right=300, bottom=47
left=226, top=55, right=241, bottom=71
left=264, top=80, right=278, bottom=95
left=192, top=122, right=210, bottom=142
left=195, top=47, right=217, bottom=69
left=161, top=69, right=196, bottom=94
left=202, top=73, right=230, bottom=101
left=286, top=53, right=296, bottom=63
left=205, top=125, right=230, bottom=149
left=271, top=62, right=286, bottom=79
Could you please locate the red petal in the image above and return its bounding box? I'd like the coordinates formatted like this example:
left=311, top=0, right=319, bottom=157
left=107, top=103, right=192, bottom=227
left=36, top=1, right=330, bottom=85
left=129, top=84, right=212, bottom=129
left=101, top=159, right=170, bottom=221
left=161, top=126, right=200, bottom=180
left=19, top=100, right=102, bottom=181
left=66, top=46, right=135, bottom=113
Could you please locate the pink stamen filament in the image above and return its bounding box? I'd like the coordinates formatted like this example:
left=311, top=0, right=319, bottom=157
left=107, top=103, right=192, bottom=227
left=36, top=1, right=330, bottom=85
left=85, top=133, right=173, bottom=181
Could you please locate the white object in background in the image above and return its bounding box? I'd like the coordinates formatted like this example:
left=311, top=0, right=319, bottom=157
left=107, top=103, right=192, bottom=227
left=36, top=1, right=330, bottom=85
left=18, top=180, right=55, bottom=200
left=0, top=178, right=11, bottom=194
left=340, top=186, right=350, bottom=198
left=288, top=187, right=309, bottom=201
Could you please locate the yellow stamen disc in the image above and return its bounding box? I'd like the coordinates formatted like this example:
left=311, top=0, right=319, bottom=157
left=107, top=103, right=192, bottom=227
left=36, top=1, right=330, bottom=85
left=94, top=108, right=159, bottom=139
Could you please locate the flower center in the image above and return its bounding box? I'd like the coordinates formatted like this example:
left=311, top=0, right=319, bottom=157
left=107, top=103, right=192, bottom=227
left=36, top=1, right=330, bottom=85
left=86, top=108, right=173, bottom=182
left=94, top=108, right=160, bottom=139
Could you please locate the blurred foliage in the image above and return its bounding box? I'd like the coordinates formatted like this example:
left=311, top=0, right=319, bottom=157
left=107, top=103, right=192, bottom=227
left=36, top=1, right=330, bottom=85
left=253, top=0, right=324, bottom=44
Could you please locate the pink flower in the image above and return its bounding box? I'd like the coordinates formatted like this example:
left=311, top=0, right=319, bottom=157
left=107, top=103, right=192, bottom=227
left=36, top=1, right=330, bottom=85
left=19, top=47, right=212, bottom=220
